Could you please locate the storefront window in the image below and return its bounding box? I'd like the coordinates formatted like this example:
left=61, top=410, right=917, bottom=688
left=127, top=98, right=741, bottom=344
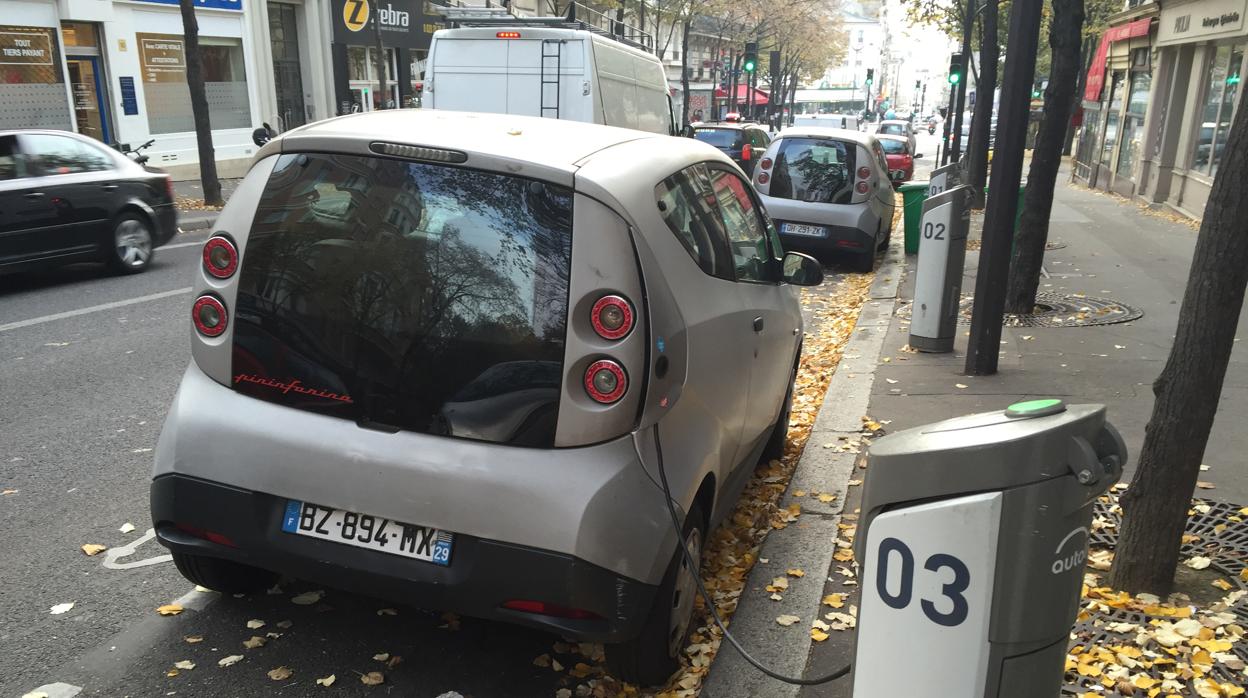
left=138, top=33, right=251, bottom=134
left=1117, top=71, right=1151, bottom=178
left=0, top=25, right=72, bottom=130
left=1100, top=72, right=1124, bottom=167
left=1076, top=106, right=1102, bottom=180
left=1191, top=44, right=1243, bottom=176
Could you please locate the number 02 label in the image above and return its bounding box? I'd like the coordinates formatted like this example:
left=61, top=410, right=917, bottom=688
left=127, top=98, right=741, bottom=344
left=852, top=492, right=1002, bottom=696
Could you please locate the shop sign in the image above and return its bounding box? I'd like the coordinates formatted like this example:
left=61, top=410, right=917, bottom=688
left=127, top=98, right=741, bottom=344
left=119, top=76, right=139, bottom=115
left=1158, top=0, right=1247, bottom=45
left=130, top=0, right=243, bottom=11
left=0, top=29, right=54, bottom=65
left=331, top=0, right=443, bottom=50
left=138, top=36, right=185, bottom=83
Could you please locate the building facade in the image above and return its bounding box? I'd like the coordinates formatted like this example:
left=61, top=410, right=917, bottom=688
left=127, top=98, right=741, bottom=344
left=1075, top=0, right=1245, bottom=220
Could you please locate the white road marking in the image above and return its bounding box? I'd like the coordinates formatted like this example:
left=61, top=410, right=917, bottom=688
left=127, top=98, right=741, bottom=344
left=101, top=528, right=173, bottom=570
left=161, top=239, right=209, bottom=250
left=0, top=287, right=192, bottom=333
left=23, top=683, right=82, bottom=698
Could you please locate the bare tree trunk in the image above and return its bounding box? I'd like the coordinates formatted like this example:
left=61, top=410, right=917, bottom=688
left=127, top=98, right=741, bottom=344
left=967, top=0, right=998, bottom=209
left=179, top=0, right=222, bottom=206
left=373, top=15, right=388, bottom=109
left=1003, top=0, right=1082, bottom=314
left=1107, top=89, right=1248, bottom=595
left=680, top=19, right=692, bottom=126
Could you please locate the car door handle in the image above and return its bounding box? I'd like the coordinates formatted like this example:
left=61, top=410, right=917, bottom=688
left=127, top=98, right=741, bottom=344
left=24, top=192, right=44, bottom=200
left=753, top=316, right=765, bottom=333
left=101, top=184, right=118, bottom=191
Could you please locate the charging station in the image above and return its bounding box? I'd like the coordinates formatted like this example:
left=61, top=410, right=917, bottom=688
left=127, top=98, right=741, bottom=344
left=927, top=161, right=962, bottom=198
left=909, top=184, right=972, bottom=352
left=851, top=401, right=1126, bottom=698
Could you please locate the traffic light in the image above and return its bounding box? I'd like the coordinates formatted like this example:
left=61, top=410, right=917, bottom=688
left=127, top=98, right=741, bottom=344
left=948, top=52, right=963, bottom=85
left=915, top=80, right=921, bottom=90
left=865, top=68, right=874, bottom=86
left=743, top=42, right=757, bottom=73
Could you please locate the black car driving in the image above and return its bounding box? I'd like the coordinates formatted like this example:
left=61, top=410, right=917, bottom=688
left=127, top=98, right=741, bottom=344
left=0, top=130, right=178, bottom=276
left=692, top=122, right=772, bottom=175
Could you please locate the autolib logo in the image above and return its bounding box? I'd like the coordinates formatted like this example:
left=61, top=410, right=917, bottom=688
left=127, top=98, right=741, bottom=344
left=1051, top=526, right=1089, bottom=575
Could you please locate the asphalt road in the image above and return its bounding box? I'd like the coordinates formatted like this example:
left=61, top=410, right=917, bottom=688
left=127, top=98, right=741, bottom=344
left=0, top=125, right=930, bottom=697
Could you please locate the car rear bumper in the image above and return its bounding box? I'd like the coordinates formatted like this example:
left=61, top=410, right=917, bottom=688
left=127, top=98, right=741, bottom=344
left=153, top=203, right=178, bottom=246
left=760, top=196, right=879, bottom=255
left=152, top=473, right=657, bottom=641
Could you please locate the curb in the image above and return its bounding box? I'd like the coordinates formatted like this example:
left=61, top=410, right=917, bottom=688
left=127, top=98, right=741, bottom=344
left=176, top=212, right=217, bottom=233
left=701, top=235, right=906, bottom=698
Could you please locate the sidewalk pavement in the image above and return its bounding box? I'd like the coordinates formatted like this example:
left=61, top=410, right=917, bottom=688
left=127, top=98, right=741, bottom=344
left=704, top=166, right=1248, bottom=697
left=172, top=177, right=242, bottom=232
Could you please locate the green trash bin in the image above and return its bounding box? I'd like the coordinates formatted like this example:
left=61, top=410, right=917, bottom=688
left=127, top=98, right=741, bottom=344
left=898, top=181, right=930, bottom=254
left=984, top=182, right=1028, bottom=232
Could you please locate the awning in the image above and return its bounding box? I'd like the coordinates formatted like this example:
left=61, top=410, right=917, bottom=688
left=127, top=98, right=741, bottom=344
left=714, top=85, right=770, bottom=106
left=1084, top=18, right=1153, bottom=102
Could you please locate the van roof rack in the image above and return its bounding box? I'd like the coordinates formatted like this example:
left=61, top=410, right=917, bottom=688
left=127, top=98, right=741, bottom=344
left=437, top=1, right=654, bottom=53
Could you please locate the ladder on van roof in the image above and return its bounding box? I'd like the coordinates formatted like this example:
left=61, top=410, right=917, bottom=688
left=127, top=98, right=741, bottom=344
left=438, top=1, right=654, bottom=53
left=540, top=40, right=562, bottom=120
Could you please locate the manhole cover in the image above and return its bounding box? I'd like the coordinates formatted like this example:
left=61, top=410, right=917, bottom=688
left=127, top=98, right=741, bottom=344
left=1062, top=495, right=1248, bottom=694
left=895, top=292, right=1143, bottom=328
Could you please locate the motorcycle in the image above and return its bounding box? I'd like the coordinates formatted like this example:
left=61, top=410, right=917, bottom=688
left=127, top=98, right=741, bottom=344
left=927, top=123, right=936, bottom=135
left=114, top=139, right=154, bottom=165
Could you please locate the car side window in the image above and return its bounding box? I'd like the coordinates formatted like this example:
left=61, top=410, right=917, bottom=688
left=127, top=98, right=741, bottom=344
left=76, top=140, right=115, bottom=172
left=23, top=134, right=109, bottom=176
left=655, top=166, right=734, bottom=280
left=0, top=135, right=23, bottom=180
left=705, top=167, right=779, bottom=283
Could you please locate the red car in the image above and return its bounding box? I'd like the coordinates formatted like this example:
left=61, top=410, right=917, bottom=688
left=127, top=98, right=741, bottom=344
left=877, top=134, right=918, bottom=187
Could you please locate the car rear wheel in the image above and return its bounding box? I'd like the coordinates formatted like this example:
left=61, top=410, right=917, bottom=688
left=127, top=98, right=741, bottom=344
left=172, top=552, right=279, bottom=594
left=108, top=213, right=153, bottom=274
left=606, top=501, right=705, bottom=686
left=852, top=244, right=876, bottom=272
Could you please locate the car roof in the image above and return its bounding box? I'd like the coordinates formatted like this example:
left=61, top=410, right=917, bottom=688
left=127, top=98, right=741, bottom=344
left=876, top=134, right=908, bottom=144
left=262, top=109, right=661, bottom=173
left=696, top=122, right=762, bottom=130
left=775, top=126, right=875, bottom=145
left=879, top=120, right=909, bottom=126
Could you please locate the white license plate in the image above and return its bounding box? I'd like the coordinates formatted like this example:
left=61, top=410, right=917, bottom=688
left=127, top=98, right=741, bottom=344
left=281, top=500, right=453, bottom=566
left=781, top=223, right=827, bottom=238
left=891, top=170, right=907, bottom=180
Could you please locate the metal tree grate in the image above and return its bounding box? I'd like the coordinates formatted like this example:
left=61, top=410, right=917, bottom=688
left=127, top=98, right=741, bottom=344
left=894, top=292, right=1144, bottom=328
left=1061, top=497, right=1248, bottom=694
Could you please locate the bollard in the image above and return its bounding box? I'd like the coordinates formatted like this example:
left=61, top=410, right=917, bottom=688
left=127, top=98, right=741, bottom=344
left=851, top=401, right=1126, bottom=698
left=909, top=184, right=972, bottom=352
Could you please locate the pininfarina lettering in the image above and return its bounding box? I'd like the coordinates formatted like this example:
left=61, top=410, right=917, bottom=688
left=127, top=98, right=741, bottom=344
left=1202, top=11, right=1241, bottom=27
left=234, top=374, right=354, bottom=403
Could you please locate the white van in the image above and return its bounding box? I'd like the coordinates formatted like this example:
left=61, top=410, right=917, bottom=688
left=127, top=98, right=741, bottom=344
left=793, top=114, right=861, bottom=131
left=421, top=8, right=675, bottom=135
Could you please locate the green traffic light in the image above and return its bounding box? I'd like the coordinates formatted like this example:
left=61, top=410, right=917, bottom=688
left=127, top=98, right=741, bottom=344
left=865, top=78, right=872, bottom=85
left=744, top=60, right=756, bottom=72
left=949, top=73, right=961, bottom=85
left=1228, top=73, right=1241, bottom=86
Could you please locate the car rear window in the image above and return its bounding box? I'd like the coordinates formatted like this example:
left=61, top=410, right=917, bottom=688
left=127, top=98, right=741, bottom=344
left=231, top=152, right=573, bottom=447
left=879, top=139, right=907, bottom=154
left=694, top=128, right=744, bottom=149
left=878, top=123, right=905, bottom=136
left=767, top=137, right=855, bottom=205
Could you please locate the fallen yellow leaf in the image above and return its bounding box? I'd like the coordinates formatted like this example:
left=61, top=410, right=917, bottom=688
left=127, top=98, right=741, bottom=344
left=822, top=594, right=845, bottom=609
left=315, top=674, right=336, bottom=687
left=810, top=628, right=829, bottom=642
left=81, top=544, right=107, bottom=556
left=775, top=614, right=801, bottom=626
left=786, top=568, right=805, bottom=578
left=156, top=604, right=183, bottom=616
left=267, top=666, right=293, bottom=681
left=360, top=671, right=384, bottom=686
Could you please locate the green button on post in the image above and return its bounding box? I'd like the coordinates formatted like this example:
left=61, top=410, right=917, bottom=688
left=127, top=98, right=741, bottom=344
left=1005, top=398, right=1067, bottom=418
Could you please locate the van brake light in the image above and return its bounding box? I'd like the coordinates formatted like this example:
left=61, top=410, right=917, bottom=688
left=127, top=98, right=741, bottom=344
left=497, top=31, right=521, bottom=38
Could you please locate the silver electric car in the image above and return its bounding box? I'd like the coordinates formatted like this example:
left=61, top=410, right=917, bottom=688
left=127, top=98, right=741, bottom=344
left=151, top=109, right=823, bottom=685
left=751, top=127, right=897, bottom=272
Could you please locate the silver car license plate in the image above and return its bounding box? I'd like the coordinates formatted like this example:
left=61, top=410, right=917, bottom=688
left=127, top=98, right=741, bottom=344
left=782, top=223, right=827, bottom=238
left=281, top=500, right=453, bottom=566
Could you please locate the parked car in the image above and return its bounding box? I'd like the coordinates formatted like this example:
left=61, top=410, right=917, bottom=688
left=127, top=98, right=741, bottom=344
left=876, top=119, right=916, bottom=155
left=0, top=130, right=177, bottom=276
left=422, top=6, right=675, bottom=135
left=151, top=109, right=824, bottom=686
left=794, top=113, right=861, bottom=131
left=877, top=134, right=920, bottom=186
left=692, top=122, right=772, bottom=175
left=750, top=126, right=896, bottom=272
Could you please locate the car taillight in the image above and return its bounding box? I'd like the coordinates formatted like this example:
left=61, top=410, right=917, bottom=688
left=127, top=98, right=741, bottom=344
left=164, top=175, right=174, bottom=201
left=175, top=523, right=238, bottom=548
left=760, top=157, right=773, bottom=170
left=584, top=359, right=627, bottom=404
left=591, top=295, right=634, bottom=340
left=857, top=166, right=871, bottom=179
left=202, top=235, right=238, bottom=279
left=502, top=600, right=602, bottom=620
left=758, top=172, right=770, bottom=184
left=855, top=181, right=870, bottom=194
left=192, top=295, right=228, bottom=337
left=741, top=143, right=752, bottom=161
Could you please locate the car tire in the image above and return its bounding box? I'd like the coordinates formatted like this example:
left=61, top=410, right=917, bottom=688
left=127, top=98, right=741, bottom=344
left=172, top=552, right=279, bottom=594
left=605, top=501, right=706, bottom=686
left=760, top=362, right=796, bottom=463
left=852, top=245, right=876, bottom=273
left=107, top=212, right=154, bottom=274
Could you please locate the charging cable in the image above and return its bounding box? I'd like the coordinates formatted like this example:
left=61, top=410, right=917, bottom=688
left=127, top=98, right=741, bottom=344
left=652, top=427, right=852, bottom=686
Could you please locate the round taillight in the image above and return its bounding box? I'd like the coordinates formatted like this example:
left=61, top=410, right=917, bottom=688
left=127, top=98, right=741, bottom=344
left=760, top=157, right=773, bottom=170
left=591, top=295, right=634, bottom=341
left=202, top=236, right=238, bottom=279
left=192, top=295, right=228, bottom=337
left=855, top=181, right=870, bottom=194
left=857, top=166, right=871, bottom=179
left=584, top=359, right=627, bottom=404
left=758, top=172, right=770, bottom=185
